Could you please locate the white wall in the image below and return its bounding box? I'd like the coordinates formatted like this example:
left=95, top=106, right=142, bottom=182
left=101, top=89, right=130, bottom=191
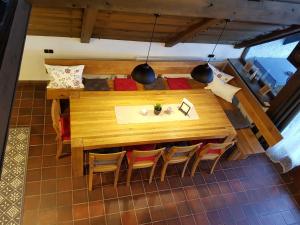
left=19, top=36, right=243, bottom=80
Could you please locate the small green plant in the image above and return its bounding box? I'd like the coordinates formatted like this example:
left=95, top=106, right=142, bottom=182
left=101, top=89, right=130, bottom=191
left=154, top=103, right=162, bottom=111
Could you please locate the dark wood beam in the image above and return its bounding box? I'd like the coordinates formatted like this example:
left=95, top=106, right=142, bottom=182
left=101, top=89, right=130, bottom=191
left=0, top=0, right=31, bottom=175
left=165, top=19, right=222, bottom=47
left=28, top=0, right=300, bottom=25
left=235, top=25, right=300, bottom=48
left=81, top=8, right=98, bottom=43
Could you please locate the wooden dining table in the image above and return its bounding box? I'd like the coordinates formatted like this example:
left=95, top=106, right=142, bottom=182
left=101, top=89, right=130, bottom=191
left=70, top=89, right=236, bottom=177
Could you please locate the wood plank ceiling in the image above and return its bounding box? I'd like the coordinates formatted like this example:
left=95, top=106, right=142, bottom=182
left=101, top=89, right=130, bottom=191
left=27, top=0, right=300, bottom=48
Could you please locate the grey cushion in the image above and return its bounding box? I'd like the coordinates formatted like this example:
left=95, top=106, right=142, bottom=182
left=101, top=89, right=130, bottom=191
left=144, top=77, right=166, bottom=90
left=225, top=106, right=250, bottom=129
left=83, top=78, right=110, bottom=91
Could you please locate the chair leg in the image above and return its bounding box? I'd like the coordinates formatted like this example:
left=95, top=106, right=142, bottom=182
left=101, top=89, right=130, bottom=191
left=149, top=164, right=157, bottom=184
left=191, top=157, right=201, bottom=177
left=181, top=159, right=190, bottom=178
left=114, top=169, right=120, bottom=188
left=56, top=138, right=63, bottom=160
left=210, top=156, right=221, bottom=174
left=88, top=169, right=93, bottom=191
left=126, top=166, right=133, bottom=187
left=160, top=162, right=168, bottom=182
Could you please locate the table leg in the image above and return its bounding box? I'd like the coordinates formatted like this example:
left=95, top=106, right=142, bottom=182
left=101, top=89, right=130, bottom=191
left=71, top=138, right=84, bottom=177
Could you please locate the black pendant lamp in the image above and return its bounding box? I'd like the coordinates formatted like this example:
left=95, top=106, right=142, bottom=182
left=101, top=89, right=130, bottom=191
left=191, top=19, right=229, bottom=84
left=131, top=14, right=159, bottom=84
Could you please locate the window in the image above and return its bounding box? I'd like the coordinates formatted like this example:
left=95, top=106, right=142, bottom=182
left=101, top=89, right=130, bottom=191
left=243, top=37, right=298, bottom=96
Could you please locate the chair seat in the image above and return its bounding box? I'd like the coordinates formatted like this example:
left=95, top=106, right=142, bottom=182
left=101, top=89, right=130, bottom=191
left=114, top=78, right=137, bottom=91
left=93, top=164, right=118, bottom=172
left=59, top=116, right=70, bottom=141
left=126, top=151, right=156, bottom=163
left=166, top=78, right=191, bottom=90
left=162, top=152, right=188, bottom=164
left=198, top=148, right=222, bottom=160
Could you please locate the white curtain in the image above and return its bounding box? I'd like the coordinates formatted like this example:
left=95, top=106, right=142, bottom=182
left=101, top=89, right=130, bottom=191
left=266, top=111, right=300, bottom=173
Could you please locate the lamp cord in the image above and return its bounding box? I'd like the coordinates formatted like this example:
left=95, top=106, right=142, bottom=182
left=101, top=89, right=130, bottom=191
left=146, top=14, right=159, bottom=64
left=208, top=19, right=229, bottom=63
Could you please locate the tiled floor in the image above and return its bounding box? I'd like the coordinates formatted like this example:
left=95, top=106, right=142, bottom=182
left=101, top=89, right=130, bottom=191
left=9, top=82, right=300, bottom=225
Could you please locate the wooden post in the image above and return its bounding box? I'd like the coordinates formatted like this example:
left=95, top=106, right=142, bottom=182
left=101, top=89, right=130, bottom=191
left=71, top=138, right=84, bottom=176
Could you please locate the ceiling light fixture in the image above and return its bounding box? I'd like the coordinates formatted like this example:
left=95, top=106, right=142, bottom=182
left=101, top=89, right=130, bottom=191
left=131, top=14, right=159, bottom=84
left=191, top=19, right=229, bottom=84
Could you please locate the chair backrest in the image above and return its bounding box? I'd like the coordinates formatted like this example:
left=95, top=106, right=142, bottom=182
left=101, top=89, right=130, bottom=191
left=51, top=99, right=61, bottom=136
left=89, top=151, right=126, bottom=168
left=129, top=148, right=165, bottom=165
left=198, top=142, right=235, bottom=157
left=166, top=144, right=200, bottom=161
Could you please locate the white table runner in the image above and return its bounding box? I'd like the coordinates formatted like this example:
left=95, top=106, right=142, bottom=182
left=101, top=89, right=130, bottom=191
left=115, top=104, right=199, bottom=124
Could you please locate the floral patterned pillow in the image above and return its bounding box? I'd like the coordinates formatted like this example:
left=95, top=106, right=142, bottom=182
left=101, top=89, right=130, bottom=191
left=45, top=64, right=85, bottom=89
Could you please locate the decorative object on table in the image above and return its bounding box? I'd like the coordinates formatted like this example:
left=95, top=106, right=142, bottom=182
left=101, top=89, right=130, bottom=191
left=165, top=106, right=173, bottom=114
left=131, top=14, right=159, bottom=85
left=191, top=19, right=229, bottom=84
left=154, top=103, right=162, bottom=115
left=45, top=64, right=85, bottom=89
left=178, top=98, right=193, bottom=116
left=140, top=108, right=148, bottom=116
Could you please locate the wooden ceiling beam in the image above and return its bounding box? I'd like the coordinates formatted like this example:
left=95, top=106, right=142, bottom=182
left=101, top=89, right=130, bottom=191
left=234, top=25, right=300, bottom=48
left=81, top=8, right=98, bottom=43
left=165, top=19, right=222, bottom=47
left=28, top=0, right=300, bottom=25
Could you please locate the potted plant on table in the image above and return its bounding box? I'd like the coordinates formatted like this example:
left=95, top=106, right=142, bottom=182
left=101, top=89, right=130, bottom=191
left=154, top=103, right=162, bottom=115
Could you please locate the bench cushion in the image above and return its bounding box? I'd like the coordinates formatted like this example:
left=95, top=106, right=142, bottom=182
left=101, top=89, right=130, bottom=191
left=144, top=77, right=166, bottom=90
left=59, top=116, right=70, bottom=141
left=166, top=78, right=191, bottom=90
left=114, top=78, right=137, bottom=91
left=83, top=78, right=110, bottom=91
left=225, top=107, right=250, bottom=129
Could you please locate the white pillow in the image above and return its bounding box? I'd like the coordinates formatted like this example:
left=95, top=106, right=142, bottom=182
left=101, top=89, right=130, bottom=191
left=162, top=74, right=192, bottom=79
left=208, top=63, right=234, bottom=83
left=205, top=76, right=241, bottom=103
left=45, top=64, right=85, bottom=89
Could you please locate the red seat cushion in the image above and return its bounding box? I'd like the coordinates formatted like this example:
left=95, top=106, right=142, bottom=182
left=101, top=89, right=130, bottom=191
left=114, top=78, right=137, bottom=91
left=166, top=78, right=191, bottom=90
left=207, top=149, right=222, bottom=155
left=126, top=151, right=156, bottom=162
left=59, top=116, right=70, bottom=141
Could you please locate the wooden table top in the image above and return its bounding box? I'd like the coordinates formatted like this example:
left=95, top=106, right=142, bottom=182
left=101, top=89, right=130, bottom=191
left=70, top=90, right=236, bottom=150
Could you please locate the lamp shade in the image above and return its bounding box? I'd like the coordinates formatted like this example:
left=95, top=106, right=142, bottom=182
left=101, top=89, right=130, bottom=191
left=131, top=63, right=156, bottom=84
left=191, top=63, right=213, bottom=84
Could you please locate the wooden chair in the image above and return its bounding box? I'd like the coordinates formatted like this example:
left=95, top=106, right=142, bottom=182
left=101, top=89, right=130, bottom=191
left=51, top=99, right=70, bottom=159
left=191, top=142, right=235, bottom=176
left=160, top=144, right=200, bottom=182
left=126, top=148, right=164, bottom=186
left=89, top=151, right=126, bottom=190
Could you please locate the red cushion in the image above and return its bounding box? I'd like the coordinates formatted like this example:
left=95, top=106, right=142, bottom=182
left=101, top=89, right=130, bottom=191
left=114, top=78, right=137, bottom=91
left=166, top=78, right=191, bottom=90
left=207, top=149, right=222, bottom=155
left=59, top=116, right=70, bottom=141
left=126, top=151, right=156, bottom=162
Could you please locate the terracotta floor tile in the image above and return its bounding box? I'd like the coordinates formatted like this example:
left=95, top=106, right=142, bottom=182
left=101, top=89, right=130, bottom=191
left=117, top=184, right=132, bottom=197
left=73, top=203, right=89, bottom=220
left=119, top=196, right=134, bottom=212
left=184, top=186, right=200, bottom=200
left=26, top=169, right=41, bottom=182
left=146, top=192, right=162, bottom=207
left=57, top=178, right=73, bottom=192
left=88, top=188, right=103, bottom=202
left=28, top=145, right=43, bottom=157
left=89, top=200, right=105, bottom=217
left=74, top=219, right=90, bottom=225
left=57, top=191, right=72, bottom=206
left=25, top=181, right=41, bottom=196
left=40, top=193, right=57, bottom=209
left=181, top=215, right=196, bottom=225
left=163, top=203, right=178, bottom=219
left=41, top=179, right=57, bottom=194
left=57, top=206, right=73, bottom=222
left=193, top=212, right=210, bottom=225
left=90, top=216, right=106, bottom=225
left=130, top=181, right=145, bottom=195
left=149, top=205, right=166, bottom=222
left=42, top=167, right=57, bottom=180
left=24, top=196, right=40, bottom=210
left=133, top=194, right=148, bottom=209
left=105, top=198, right=120, bottom=214
left=73, top=189, right=89, bottom=204
left=103, top=185, right=118, bottom=199
left=159, top=190, right=175, bottom=205
left=38, top=208, right=57, bottom=225
left=177, top=201, right=192, bottom=217
left=136, top=208, right=152, bottom=224
left=121, top=210, right=138, bottom=225
left=106, top=213, right=122, bottom=225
